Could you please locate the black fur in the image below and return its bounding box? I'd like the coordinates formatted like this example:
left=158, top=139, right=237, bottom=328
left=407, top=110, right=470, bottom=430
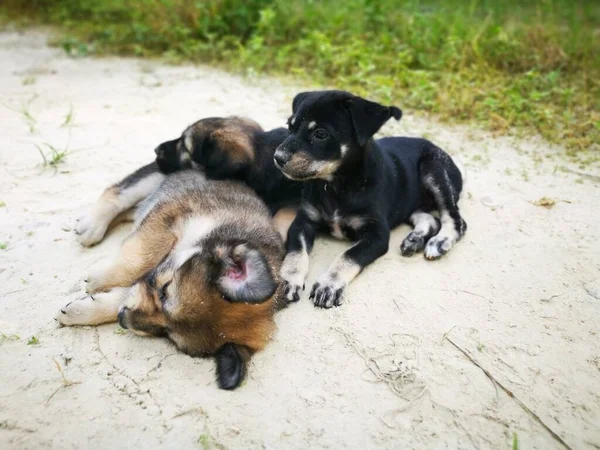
left=156, top=120, right=301, bottom=213
left=215, top=343, right=248, bottom=390
left=276, top=90, right=467, bottom=308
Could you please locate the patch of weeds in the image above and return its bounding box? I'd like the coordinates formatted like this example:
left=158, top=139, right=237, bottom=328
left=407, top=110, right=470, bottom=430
left=521, top=169, right=530, bottom=182
left=22, top=76, right=36, bottom=85
left=0, top=242, right=7, bottom=250
left=57, top=35, right=90, bottom=57
left=61, top=104, right=74, bottom=127
left=27, top=336, right=40, bottom=345
left=477, top=342, right=485, bottom=352
left=113, top=327, right=127, bottom=335
left=0, top=331, right=20, bottom=341
left=504, top=168, right=512, bottom=176
left=34, top=142, right=69, bottom=167
left=0, top=200, right=6, bottom=207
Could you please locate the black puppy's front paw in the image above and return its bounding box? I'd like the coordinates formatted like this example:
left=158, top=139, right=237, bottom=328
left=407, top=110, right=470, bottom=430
left=309, top=278, right=345, bottom=309
left=400, top=231, right=425, bottom=257
left=281, top=280, right=304, bottom=303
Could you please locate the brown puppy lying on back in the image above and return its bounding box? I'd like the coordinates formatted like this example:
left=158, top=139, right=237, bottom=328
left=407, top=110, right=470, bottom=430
left=57, top=171, right=286, bottom=389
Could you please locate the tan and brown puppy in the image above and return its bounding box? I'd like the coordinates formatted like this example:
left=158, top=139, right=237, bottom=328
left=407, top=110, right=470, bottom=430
left=58, top=172, right=287, bottom=390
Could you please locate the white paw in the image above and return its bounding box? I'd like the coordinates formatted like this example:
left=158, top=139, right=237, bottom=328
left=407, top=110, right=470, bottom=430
left=56, top=289, right=127, bottom=326
left=85, top=263, right=111, bottom=294
left=309, top=273, right=346, bottom=308
left=424, top=235, right=454, bottom=260
left=280, top=253, right=308, bottom=303
left=75, top=209, right=111, bottom=247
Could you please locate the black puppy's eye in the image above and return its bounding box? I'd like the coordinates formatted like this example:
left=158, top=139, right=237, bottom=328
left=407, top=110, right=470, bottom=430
left=313, top=129, right=328, bottom=140
left=159, top=281, right=171, bottom=303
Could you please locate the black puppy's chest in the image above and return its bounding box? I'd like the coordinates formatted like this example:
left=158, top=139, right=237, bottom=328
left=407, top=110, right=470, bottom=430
left=305, top=181, right=370, bottom=241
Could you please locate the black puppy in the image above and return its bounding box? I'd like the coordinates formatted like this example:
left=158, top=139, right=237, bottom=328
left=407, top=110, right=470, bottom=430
left=274, top=90, right=467, bottom=308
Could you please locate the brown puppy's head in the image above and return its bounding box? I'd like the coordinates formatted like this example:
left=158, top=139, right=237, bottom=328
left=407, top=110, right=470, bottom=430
left=155, top=117, right=262, bottom=176
left=273, top=90, right=402, bottom=181
left=118, top=242, right=279, bottom=390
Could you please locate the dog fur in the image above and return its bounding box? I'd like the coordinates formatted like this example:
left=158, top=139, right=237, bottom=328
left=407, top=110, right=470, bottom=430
left=75, top=116, right=302, bottom=247
left=275, top=90, right=467, bottom=308
left=60, top=172, right=286, bottom=390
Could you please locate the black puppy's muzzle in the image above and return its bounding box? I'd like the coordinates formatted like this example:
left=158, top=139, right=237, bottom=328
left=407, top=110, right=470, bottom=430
left=273, top=152, right=289, bottom=168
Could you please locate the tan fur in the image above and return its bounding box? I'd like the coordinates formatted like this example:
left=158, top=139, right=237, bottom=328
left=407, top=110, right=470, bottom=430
left=66, top=173, right=285, bottom=368
left=210, top=127, right=255, bottom=163
left=281, top=152, right=341, bottom=181
left=272, top=207, right=297, bottom=242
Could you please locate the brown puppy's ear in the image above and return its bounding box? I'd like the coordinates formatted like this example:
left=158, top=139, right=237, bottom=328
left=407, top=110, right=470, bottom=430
left=216, top=244, right=277, bottom=303
left=215, top=343, right=252, bottom=390
left=292, top=91, right=319, bottom=113
left=343, top=98, right=403, bottom=146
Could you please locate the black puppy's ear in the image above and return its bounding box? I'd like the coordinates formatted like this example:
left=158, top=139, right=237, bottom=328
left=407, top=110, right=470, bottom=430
left=292, top=91, right=318, bottom=113
left=215, top=343, right=251, bottom=390
left=343, top=97, right=402, bottom=146
left=216, top=244, right=277, bottom=303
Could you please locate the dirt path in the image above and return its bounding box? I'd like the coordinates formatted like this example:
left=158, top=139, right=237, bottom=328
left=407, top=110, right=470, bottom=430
left=1, top=30, right=599, bottom=450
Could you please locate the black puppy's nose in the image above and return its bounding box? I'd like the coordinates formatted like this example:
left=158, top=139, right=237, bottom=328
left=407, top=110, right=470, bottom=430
left=274, top=153, right=289, bottom=167
left=154, top=146, right=161, bottom=156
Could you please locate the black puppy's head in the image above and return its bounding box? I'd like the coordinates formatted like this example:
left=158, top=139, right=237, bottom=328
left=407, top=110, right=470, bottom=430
left=273, top=90, right=402, bottom=181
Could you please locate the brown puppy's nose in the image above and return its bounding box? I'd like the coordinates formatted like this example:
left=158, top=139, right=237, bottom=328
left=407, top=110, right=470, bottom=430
left=117, top=307, right=129, bottom=329
left=274, top=152, right=289, bottom=167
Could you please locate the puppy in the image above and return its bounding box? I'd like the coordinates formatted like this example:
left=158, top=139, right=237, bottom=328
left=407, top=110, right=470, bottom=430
left=75, top=116, right=301, bottom=247
left=274, top=90, right=467, bottom=308
left=59, top=172, right=286, bottom=390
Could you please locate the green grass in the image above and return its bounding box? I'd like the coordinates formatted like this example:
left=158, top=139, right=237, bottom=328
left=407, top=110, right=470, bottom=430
left=2, top=0, right=598, bottom=156
left=34, top=142, right=69, bottom=166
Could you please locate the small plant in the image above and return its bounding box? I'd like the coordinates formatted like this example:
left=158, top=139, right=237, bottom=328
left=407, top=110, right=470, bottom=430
left=113, top=327, right=127, bottom=335
left=61, top=104, right=74, bottom=127
left=512, top=432, right=519, bottom=450
left=197, top=433, right=211, bottom=450
left=0, top=200, right=6, bottom=207
left=477, top=342, right=485, bottom=352
left=34, top=142, right=69, bottom=167
left=27, top=336, right=40, bottom=345
left=21, top=95, right=37, bottom=133
left=0, top=242, right=7, bottom=250
left=22, top=76, right=36, bottom=85
left=0, top=331, right=20, bottom=341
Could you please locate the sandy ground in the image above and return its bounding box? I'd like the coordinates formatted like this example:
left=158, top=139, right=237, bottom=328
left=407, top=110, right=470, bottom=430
left=1, top=30, right=599, bottom=450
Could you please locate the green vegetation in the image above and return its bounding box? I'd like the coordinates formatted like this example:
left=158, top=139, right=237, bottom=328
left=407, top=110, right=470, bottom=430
left=34, top=142, right=69, bottom=167
left=27, top=336, right=40, bottom=345
left=2, top=0, right=598, bottom=155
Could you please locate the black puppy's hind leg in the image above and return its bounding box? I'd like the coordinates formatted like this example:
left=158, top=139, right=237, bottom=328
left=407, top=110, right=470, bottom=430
left=419, top=148, right=467, bottom=260
left=400, top=210, right=440, bottom=257
left=75, top=162, right=165, bottom=246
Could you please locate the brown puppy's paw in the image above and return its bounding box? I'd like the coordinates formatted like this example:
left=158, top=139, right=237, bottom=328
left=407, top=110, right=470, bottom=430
left=74, top=210, right=112, bottom=247
left=56, top=289, right=125, bottom=326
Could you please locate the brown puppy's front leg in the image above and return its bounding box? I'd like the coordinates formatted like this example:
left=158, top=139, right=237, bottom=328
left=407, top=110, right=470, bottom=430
left=310, top=221, right=390, bottom=308
left=86, top=219, right=176, bottom=294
